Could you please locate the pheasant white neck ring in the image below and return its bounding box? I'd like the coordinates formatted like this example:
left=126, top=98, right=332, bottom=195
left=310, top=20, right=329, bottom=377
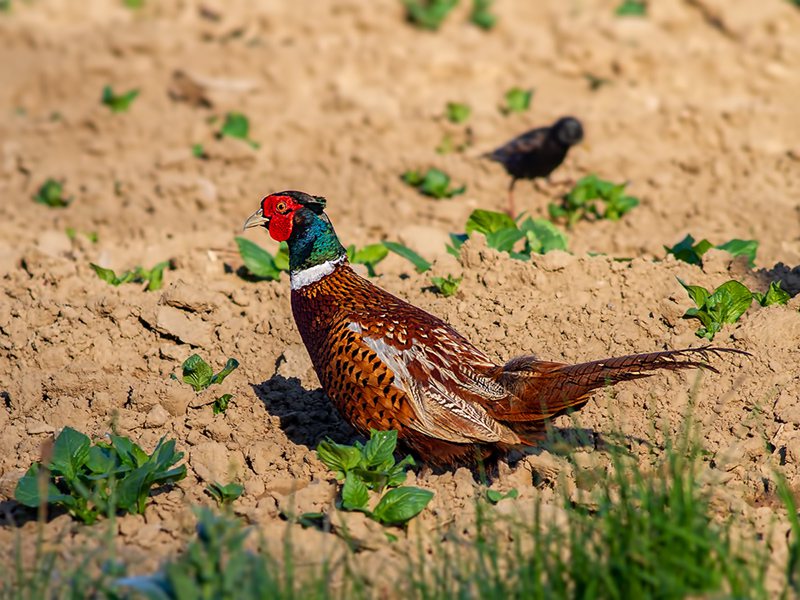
left=290, top=256, right=346, bottom=290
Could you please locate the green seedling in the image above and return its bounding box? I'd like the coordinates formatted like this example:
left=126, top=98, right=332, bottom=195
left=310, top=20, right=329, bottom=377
left=234, top=237, right=289, bottom=281
left=15, top=427, right=185, bottom=524
left=753, top=281, right=791, bottom=307
left=502, top=87, right=533, bottom=114
left=615, top=0, right=647, bottom=16
left=549, top=174, right=639, bottom=227
left=431, top=274, right=461, bottom=297
left=679, top=279, right=753, bottom=341
left=317, top=430, right=434, bottom=526
left=585, top=73, right=612, bottom=90
left=470, top=0, right=497, bottom=29
left=402, top=168, right=466, bottom=199
left=175, top=354, right=239, bottom=393
left=347, top=243, right=389, bottom=277
left=402, top=0, right=458, bottom=30
left=123, top=0, right=144, bottom=7
left=445, top=102, right=471, bottom=124
left=90, top=261, right=170, bottom=291
left=486, top=488, right=519, bottom=504
left=101, top=85, right=139, bottom=113
left=33, top=179, right=71, bottom=208
left=213, top=394, right=233, bottom=415
left=206, top=481, right=243, bottom=507
left=191, top=143, right=206, bottom=159
left=382, top=241, right=433, bottom=273
left=219, top=112, right=259, bottom=148
left=66, top=228, right=98, bottom=243
left=453, top=208, right=568, bottom=260
left=666, top=235, right=758, bottom=268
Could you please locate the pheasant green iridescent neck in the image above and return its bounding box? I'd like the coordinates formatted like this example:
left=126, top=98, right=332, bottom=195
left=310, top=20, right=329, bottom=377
left=287, top=209, right=346, bottom=273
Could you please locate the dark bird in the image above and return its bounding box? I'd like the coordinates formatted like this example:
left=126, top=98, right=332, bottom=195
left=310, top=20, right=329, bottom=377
left=485, top=116, right=584, bottom=216
left=244, top=190, right=742, bottom=467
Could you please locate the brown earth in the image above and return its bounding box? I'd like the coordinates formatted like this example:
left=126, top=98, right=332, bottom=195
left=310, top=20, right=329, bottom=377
left=1, top=0, right=800, bottom=594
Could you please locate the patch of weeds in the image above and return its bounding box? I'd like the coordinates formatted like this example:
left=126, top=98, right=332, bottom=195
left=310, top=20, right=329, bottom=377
left=402, top=0, right=458, bottom=30
left=666, top=234, right=758, bottom=268
left=33, top=178, right=71, bottom=208
left=206, top=481, right=243, bottom=508
left=382, top=241, right=433, bottom=273
left=317, top=429, right=434, bottom=526
left=90, top=261, right=170, bottom=291
left=679, top=279, right=754, bottom=340
left=470, top=0, right=497, bottom=29
left=14, top=427, right=186, bottom=524
left=402, top=168, right=466, bottom=199
left=445, top=101, right=471, bottom=124
left=615, top=0, right=647, bottom=16
left=117, top=507, right=338, bottom=598
left=502, top=87, right=533, bottom=114
left=174, top=354, right=239, bottom=392
left=234, top=237, right=289, bottom=281
left=101, top=85, right=139, bottom=113
left=431, top=274, right=461, bottom=297
left=66, top=228, right=98, bottom=243
left=549, top=174, right=639, bottom=227
left=347, top=243, right=389, bottom=277
left=450, top=208, right=568, bottom=259
left=486, top=488, right=518, bottom=504
left=218, top=112, right=259, bottom=148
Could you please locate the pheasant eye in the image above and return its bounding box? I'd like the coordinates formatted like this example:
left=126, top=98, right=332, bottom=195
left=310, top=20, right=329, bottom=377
left=276, top=201, right=287, bottom=213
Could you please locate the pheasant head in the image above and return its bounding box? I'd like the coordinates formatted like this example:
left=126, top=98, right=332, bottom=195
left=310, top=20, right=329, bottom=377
left=243, top=190, right=346, bottom=286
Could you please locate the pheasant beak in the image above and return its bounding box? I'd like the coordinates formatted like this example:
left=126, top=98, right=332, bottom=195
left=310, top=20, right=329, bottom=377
left=242, top=208, right=269, bottom=231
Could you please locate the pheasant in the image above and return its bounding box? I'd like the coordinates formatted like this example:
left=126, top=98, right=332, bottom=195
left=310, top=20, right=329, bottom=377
left=244, top=191, right=740, bottom=467
left=485, top=116, right=584, bottom=216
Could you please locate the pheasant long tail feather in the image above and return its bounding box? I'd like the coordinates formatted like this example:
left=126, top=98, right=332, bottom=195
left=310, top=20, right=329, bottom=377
left=492, top=347, right=747, bottom=423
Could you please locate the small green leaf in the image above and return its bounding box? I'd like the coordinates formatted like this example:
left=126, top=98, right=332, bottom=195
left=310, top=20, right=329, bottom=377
left=470, top=0, right=497, bottom=29
left=519, top=218, right=569, bottom=254
left=403, top=0, right=459, bottom=30
left=191, top=143, right=206, bottom=158
left=502, top=87, right=533, bottom=114
left=615, top=0, right=647, bottom=16
left=445, top=102, right=471, bottom=124
left=362, top=430, right=398, bottom=469
left=486, top=488, right=519, bottom=504
left=15, top=464, right=77, bottom=509
left=341, top=472, right=370, bottom=510
left=90, top=263, right=120, bottom=285
left=220, top=112, right=259, bottom=148
left=678, top=278, right=710, bottom=309
left=382, top=241, right=432, bottom=273
left=206, top=481, right=243, bottom=506
left=372, top=487, right=434, bottom=525
left=431, top=275, right=461, bottom=297
left=182, top=354, right=214, bottom=392
left=754, top=281, right=791, bottom=307
left=146, top=261, right=169, bottom=292
left=102, top=85, right=139, bottom=113
left=716, top=239, right=758, bottom=268
left=50, top=427, right=91, bottom=480
left=211, top=358, right=240, bottom=386
left=349, top=244, right=389, bottom=277
left=466, top=209, right=516, bottom=235
left=33, top=179, right=71, bottom=208
left=402, top=168, right=466, bottom=199
left=235, top=236, right=283, bottom=281
left=317, top=439, right=363, bottom=475
left=213, top=394, right=233, bottom=415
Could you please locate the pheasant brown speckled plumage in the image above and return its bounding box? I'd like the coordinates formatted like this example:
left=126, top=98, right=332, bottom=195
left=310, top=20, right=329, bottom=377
left=244, top=190, right=744, bottom=467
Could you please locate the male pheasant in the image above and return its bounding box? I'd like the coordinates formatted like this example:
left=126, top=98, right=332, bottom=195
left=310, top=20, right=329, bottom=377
left=244, top=191, right=737, bottom=467
left=485, top=116, right=584, bottom=216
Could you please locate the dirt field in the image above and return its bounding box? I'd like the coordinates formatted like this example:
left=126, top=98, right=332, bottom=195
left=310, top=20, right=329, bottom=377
left=1, top=0, right=800, bottom=593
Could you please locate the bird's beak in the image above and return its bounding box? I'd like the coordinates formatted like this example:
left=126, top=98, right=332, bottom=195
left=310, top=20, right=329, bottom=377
left=242, top=208, right=269, bottom=231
